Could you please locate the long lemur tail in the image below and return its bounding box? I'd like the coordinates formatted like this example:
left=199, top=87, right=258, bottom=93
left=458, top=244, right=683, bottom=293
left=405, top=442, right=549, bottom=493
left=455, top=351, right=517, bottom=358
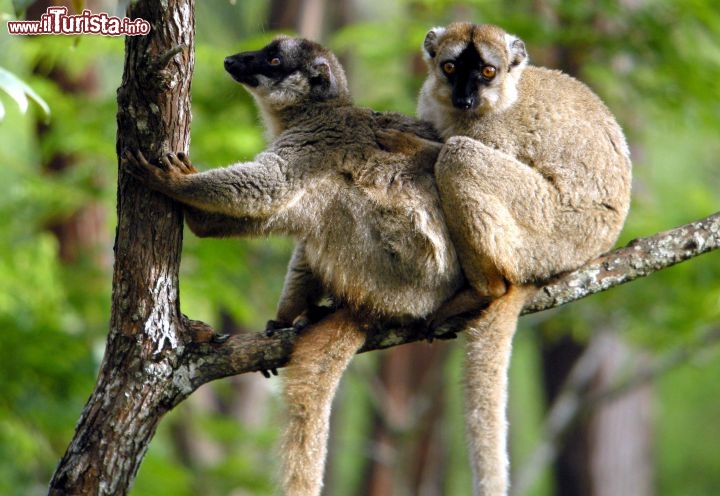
left=464, top=284, right=536, bottom=496
left=281, top=308, right=366, bottom=496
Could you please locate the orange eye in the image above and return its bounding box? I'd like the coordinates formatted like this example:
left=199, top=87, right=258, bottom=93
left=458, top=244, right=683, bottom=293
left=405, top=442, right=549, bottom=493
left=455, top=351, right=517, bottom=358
left=269, top=57, right=281, bottom=66
left=442, top=62, right=456, bottom=75
left=481, top=65, right=497, bottom=79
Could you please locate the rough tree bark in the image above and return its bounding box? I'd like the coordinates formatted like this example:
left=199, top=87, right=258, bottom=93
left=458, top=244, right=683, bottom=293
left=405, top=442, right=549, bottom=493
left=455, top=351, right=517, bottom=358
left=47, top=1, right=720, bottom=493
left=48, top=1, right=195, bottom=494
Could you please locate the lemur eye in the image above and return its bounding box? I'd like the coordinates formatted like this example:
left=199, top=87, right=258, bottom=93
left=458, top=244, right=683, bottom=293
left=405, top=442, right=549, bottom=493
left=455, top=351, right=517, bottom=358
left=481, top=65, right=497, bottom=79
left=442, top=62, right=456, bottom=75
left=269, top=57, right=281, bottom=66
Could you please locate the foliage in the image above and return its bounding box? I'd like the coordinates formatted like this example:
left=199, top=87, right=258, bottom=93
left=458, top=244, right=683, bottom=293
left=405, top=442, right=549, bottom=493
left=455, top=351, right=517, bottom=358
left=0, top=66, right=50, bottom=121
left=0, top=0, right=718, bottom=494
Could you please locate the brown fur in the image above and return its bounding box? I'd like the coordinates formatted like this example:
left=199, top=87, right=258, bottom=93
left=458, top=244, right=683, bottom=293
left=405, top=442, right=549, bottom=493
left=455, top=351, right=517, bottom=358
left=123, top=36, right=464, bottom=496
left=281, top=309, right=366, bottom=496
left=417, top=23, right=632, bottom=495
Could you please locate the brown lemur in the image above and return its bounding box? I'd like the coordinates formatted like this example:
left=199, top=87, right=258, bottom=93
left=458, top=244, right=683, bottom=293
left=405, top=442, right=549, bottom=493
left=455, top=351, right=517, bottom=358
left=378, top=22, right=632, bottom=495
left=123, top=36, right=468, bottom=496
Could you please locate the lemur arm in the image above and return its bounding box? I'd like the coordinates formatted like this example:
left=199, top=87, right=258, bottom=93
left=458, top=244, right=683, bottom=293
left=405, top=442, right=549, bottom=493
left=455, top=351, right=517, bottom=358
left=123, top=150, right=299, bottom=223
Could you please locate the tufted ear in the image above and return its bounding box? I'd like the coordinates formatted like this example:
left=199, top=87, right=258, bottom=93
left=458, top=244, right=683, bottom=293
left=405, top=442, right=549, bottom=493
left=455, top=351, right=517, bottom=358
left=310, top=57, right=339, bottom=98
left=423, top=27, right=446, bottom=59
left=505, top=34, right=528, bottom=69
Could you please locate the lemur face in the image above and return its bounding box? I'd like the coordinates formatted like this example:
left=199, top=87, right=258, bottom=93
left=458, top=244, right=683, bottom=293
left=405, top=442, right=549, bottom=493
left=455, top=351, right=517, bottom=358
left=224, top=38, right=299, bottom=88
left=422, top=23, right=527, bottom=114
left=224, top=37, right=345, bottom=105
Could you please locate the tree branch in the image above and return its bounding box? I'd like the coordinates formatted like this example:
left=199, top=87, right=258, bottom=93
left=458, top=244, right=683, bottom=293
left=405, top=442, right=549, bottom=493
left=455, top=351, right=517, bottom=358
left=179, top=210, right=720, bottom=388
left=524, top=210, right=720, bottom=313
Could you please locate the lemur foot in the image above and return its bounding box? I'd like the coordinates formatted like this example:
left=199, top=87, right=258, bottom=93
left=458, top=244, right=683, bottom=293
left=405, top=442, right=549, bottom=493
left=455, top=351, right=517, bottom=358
left=265, top=319, right=294, bottom=337
left=182, top=315, right=230, bottom=344
left=260, top=368, right=279, bottom=379
left=264, top=315, right=312, bottom=337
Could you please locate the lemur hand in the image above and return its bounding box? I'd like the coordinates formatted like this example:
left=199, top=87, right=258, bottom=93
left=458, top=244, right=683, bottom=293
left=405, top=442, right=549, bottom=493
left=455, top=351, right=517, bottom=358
left=122, top=150, right=197, bottom=192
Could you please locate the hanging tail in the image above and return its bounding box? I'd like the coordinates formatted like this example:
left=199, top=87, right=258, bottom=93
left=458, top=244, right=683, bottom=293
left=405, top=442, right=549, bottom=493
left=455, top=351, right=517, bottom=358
left=281, top=308, right=366, bottom=496
left=464, top=284, right=536, bottom=496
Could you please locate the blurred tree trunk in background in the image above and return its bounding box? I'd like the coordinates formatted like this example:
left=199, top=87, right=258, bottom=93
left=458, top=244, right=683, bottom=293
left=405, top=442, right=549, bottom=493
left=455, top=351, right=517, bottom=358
left=269, top=0, right=351, bottom=39
left=28, top=0, right=108, bottom=267
left=268, top=0, right=302, bottom=31
left=540, top=334, right=592, bottom=495
left=537, top=326, right=654, bottom=496
left=357, top=343, right=452, bottom=496
left=588, top=334, right=654, bottom=496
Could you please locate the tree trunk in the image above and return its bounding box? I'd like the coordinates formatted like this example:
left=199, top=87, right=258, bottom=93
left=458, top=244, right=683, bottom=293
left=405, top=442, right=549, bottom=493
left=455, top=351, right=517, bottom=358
left=539, top=335, right=593, bottom=496
left=269, top=0, right=334, bottom=40
left=588, top=334, right=654, bottom=496
left=538, top=332, right=655, bottom=496
left=48, top=1, right=195, bottom=494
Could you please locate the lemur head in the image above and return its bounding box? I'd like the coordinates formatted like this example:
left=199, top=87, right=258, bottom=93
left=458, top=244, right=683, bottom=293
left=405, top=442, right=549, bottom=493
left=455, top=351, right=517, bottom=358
left=225, top=36, right=351, bottom=110
left=421, top=23, right=527, bottom=115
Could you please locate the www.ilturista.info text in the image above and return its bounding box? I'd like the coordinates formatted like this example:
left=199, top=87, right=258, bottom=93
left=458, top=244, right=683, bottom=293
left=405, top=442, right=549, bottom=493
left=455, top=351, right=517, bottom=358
left=7, top=7, right=150, bottom=36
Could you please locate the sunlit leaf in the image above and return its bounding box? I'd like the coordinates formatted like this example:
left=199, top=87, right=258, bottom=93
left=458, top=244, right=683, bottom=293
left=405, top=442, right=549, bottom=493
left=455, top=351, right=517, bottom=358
left=0, top=66, right=51, bottom=122
left=0, top=67, right=28, bottom=113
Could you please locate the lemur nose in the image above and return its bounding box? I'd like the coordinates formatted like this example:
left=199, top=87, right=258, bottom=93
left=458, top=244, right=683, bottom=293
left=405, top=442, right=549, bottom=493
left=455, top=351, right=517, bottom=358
left=453, top=97, right=474, bottom=110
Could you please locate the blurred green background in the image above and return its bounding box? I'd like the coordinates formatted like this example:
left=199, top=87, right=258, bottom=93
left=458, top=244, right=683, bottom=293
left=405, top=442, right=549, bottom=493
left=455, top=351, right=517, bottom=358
left=0, top=0, right=718, bottom=495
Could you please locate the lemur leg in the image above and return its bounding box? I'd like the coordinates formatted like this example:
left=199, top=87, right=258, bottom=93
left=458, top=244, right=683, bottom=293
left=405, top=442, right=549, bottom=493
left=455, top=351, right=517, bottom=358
left=269, top=242, right=327, bottom=333
left=434, top=136, right=560, bottom=295
left=281, top=308, right=366, bottom=496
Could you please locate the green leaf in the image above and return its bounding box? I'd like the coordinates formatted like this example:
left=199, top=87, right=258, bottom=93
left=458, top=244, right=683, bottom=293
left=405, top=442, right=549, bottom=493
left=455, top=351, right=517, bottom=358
left=0, top=66, right=51, bottom=122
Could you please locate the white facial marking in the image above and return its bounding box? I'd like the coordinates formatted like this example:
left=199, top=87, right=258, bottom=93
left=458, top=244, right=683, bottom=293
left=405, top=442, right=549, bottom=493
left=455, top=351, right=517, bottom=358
left=441, top=42, right=466, bottom=61
left=477, top=45, right=504, bottom=69
left=280, top=37, right=300, bottom=54
left=430, top=26, right=446, bottom=38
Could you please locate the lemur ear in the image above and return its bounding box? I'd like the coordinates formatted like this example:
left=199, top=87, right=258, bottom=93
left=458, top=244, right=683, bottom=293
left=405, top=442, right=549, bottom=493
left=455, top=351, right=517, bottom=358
left=505, top=34, right=528, bottom=69
left=423, top=27, right=446, bottom=59
left=310, top=57, right=338, bottom=98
